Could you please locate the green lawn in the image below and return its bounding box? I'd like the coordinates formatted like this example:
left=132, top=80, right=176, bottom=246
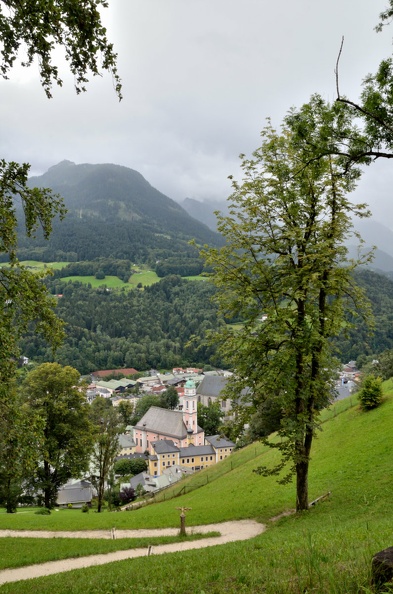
left=0, top=532, right=219, bottom=570
left=60, top=275, right=132, bottom=289
left=0, top=390, right=392, bottom=592
left=128, top=270, right=160, bottom=287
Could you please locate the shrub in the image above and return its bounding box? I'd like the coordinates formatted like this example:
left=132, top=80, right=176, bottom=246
left=81, top=503, right=89, bottom=513
left=359, top=375, right=383, bottom=411
left=35, top=507, right=51, bottom=515
left=119, top=486, right=136, bottom=504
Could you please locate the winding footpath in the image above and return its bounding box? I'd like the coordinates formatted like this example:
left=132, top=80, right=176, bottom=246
left=0, top=520, right=266, bottom=585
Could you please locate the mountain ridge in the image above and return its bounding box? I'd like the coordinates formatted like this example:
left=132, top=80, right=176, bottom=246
left=22, top=161, right=223, bottom=263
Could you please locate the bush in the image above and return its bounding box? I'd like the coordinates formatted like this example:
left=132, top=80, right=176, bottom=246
left=35, top=507, right=51, bottom=515
left=119, top=486, right=136, bottom=504
left=359, top=375, right=383, bottom=411
left=81, top=503, right=89, bottom=513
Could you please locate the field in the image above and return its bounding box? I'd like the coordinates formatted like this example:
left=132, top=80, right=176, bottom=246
left=0, top=387, right=392, bottom=592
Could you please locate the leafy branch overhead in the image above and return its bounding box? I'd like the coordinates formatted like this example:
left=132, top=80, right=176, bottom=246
left=0, top=0, right=122, bottom=99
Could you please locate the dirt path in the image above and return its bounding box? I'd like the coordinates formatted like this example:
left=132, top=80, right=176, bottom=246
left=0, top=520, right=265, bottom=586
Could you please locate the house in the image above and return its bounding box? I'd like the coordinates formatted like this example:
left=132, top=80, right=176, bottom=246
left=205, top=435, right=235, bottom=461
left=133, top=379, right=204, bottom=452
left=118, top=433, right=136, bottom=455
left=57, top=479, right=93, bottom=508
left=127, top=465, right=186, bottom=494
left=147, top=437, right=235, bottom=476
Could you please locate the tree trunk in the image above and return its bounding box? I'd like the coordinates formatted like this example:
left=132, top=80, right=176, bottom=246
left=296, top=459, right=309, bottom=511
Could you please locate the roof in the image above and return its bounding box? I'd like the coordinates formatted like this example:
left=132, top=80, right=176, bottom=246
left=92, top=368, right=138, bottom=378
left=179, top=444, right=215, bottom=457
left=152, top=439, right=179, bottom=454
left=118, top=434, right=136, bottom=449
left=205, top=435, right=235, bottom=449
left=196, top=375, right=228, bottom=398
left=135, top=406, right=188, bottom=439
left=57, top=480, right=93, bottom=505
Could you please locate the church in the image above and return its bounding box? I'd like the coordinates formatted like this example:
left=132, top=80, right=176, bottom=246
left=133, top=379, right=205, bottom=452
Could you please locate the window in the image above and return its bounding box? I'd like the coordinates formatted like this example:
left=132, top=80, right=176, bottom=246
left=187, top=458, right=189, bottom=463
left=201, top=457, right=204, bottom=461
left=154, top=462, right=157, bottom=467
left=192, top=458, right=194, bottom=463
left=210, top=456, right=213, bottom=461
left=220, top=455, right=222, bottom=460
left=162, top=461, right=166, bottom=466
left=172, top=460, right=175, bottom=465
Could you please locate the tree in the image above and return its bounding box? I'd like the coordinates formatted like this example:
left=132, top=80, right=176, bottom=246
left=359, top=375, right=383, bottom=411
left=22, top=363, right=93, bottom=508
left=197, top=401, right=223, bottom=436
left=113, top=458, right=147, bottom=477
left=0, top=1, right=121, bottom=99
left=131, top=394, right=163, bottom=425
left=0, top=0, right=121, bottom=374
left=160, top=386, right=179, bottom=410
left=89, top=397, right=122, bottom=512
left=117, top=400, right=135, bottom=426
left=0, top=1, right=121, bottom=507
left=202, top=96, right=371, bottom=511
left=248, top=398, right=284, bottom=441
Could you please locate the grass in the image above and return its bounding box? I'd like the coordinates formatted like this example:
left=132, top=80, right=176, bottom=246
left=128, top=270, right=160, bottom=287
left=19, top=260, right=71, bottom=270
left=0, top=390, right=392, bottom=592
left=0, top=532, right=219, bottom=570
left=59, top=275, right=132, bottom=289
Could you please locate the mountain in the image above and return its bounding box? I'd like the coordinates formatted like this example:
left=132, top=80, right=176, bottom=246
left=20, top=161, right=223, bottom=263
left=181, top=197, right=230, bottom=231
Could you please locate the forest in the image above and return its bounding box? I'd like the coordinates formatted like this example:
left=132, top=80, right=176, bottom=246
left=17, top=267, right=393, bottom=375
left=20, top=275, right=224, bottom=373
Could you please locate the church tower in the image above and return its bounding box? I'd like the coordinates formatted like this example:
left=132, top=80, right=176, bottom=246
left=182, top=379, right=198, bottom=436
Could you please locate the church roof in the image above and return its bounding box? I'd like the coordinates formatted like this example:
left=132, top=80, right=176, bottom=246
left=134, top=406, right=188, bottom=440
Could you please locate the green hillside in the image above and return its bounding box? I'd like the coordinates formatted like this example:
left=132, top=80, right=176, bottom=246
left=17, top=161, right=223, bottom=265
left=1, top=389, right=392, bottom=593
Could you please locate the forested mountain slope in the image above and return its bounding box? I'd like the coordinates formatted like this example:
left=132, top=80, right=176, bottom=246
left=20, top=276, right=224, bottom=373
left=18, top=268, right=393, bottom=375
left=15, top=161, right=223, bottom=264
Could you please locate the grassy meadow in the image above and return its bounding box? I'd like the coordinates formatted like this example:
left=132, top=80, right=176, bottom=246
left=0, top=389, right=392, bottom=592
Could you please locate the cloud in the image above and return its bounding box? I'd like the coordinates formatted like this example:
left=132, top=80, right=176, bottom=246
left=1, top=0, right=392, bottom=217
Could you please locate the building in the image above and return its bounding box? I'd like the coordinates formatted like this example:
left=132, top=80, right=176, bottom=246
left=147, top=437, right=235, bottom=476
left=133, top=379, right=204, bottom=452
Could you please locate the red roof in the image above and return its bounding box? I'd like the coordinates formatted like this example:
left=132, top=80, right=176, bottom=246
left=92, top=368, right=138, bottom=378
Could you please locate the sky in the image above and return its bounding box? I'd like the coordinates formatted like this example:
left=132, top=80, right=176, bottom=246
left=1, top=0, right=393, bottom=225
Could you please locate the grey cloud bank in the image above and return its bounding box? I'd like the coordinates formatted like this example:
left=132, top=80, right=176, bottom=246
left=1, top=0, right=392, bottom=225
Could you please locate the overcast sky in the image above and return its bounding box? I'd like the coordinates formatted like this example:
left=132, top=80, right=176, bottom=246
left=1, top=0, right=393, bottom=225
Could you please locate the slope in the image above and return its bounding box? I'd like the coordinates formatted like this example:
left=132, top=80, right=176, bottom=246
left=1, top=389, right=392, bottom=593
left=19, top=161, right=223, bottom=263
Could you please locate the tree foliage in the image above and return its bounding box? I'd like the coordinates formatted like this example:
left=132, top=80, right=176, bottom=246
left=0, top=0, right=120, bottom=383
left=359, top=375, right=383, bottom=411
left=0, top=0, right=122, bottom=98
left=197, top=401, right=223, bottom=436
left=89, top=397, right=122, bottom=512
left=160, top=386, right=180, bottom=410
left=22, top=363, right=93, bottom=508
left=202, top=96, right=371, bottom=511
left=114, top=458, right=147, bottom=477
left=0, top=160, right=66, bottom=381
